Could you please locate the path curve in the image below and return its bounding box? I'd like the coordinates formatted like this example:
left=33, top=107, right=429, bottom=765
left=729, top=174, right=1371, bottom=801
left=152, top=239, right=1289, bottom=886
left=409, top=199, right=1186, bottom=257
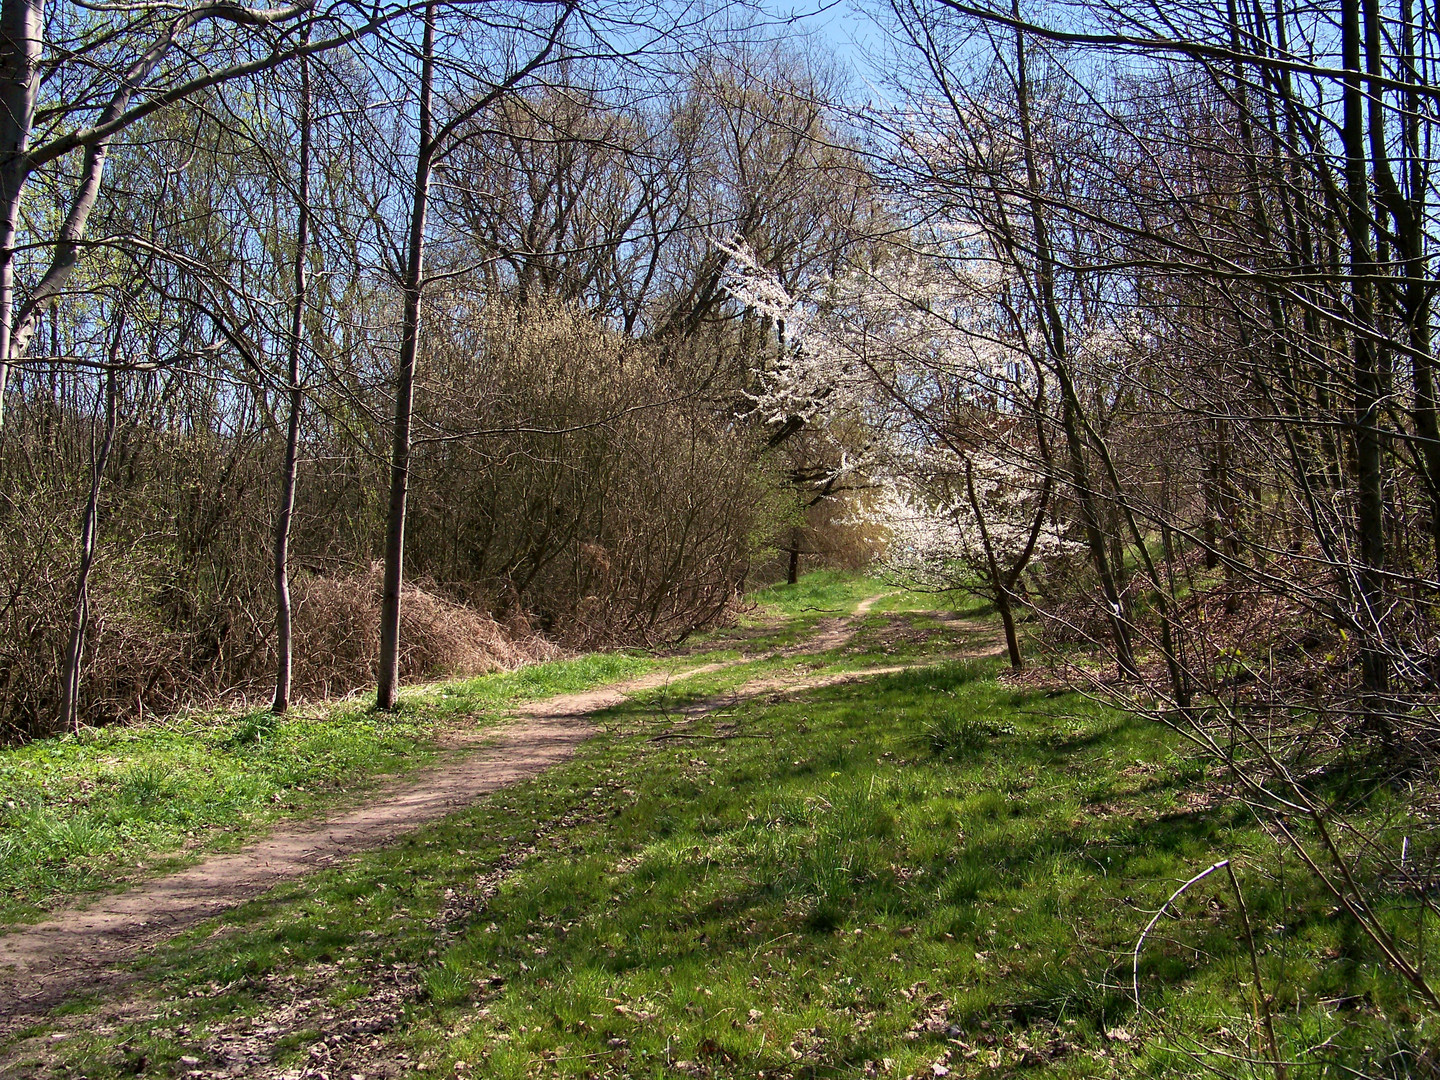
left=853, top=591, right=895, bottom=615
left=0, top=599, right=901, bottom=1032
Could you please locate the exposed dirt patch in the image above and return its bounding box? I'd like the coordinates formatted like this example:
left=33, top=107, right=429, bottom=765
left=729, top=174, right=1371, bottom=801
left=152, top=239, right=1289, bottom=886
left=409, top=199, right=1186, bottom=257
left=853, top=592, right=895, bottom=615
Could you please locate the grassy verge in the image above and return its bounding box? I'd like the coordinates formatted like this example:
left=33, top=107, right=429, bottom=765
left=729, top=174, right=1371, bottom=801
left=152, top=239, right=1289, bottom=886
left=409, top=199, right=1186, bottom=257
left=10, top=578, right=1429, bottom=1078
left=0, top=652, right=651, bottom=926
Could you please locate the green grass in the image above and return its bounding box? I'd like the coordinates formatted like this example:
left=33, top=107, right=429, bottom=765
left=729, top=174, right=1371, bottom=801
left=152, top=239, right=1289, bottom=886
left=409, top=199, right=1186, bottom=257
left=11, top=577, right=1433, bottom=1078
left=0, top=651, right=651, bottom=925
left=748, top=569, right=894, bottom=615
left=748, top=570, right=973, bottom=618
left=0, top=570, right=953, bottom=929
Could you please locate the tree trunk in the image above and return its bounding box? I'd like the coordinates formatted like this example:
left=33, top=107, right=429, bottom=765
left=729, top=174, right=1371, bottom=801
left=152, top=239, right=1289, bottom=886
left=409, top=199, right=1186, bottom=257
left=377, top=1, right=436, bottom=711
left=1201, top=442, right=1220, bottom=569
left=58, top=341, right=119, bottom=732
left=1011, top=11, right=1138, bottom=678
left=961, top=457, right=1031, bottom=671
left=1390, top=0, right=1440, bottom=578
left=273, top=39, right=311, bottom=715
left=1344, top=0, right=1390, bottom=706
left=995, top=586, right=1023, bottom=671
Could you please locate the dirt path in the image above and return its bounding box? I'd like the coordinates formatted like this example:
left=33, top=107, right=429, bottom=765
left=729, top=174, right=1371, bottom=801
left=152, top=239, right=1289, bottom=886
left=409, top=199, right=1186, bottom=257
left=0, top=596, right=1006, bottom=1052
left=0, top=599, right=915, bottom=1034
left=853, top=591, right=895, bottom=615
left=0, top=662, right=731, bottom=1033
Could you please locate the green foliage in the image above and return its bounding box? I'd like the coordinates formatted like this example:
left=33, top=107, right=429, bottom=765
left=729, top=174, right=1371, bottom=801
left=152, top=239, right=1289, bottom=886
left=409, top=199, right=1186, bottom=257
left=918, top=710, right=1015, bottom=760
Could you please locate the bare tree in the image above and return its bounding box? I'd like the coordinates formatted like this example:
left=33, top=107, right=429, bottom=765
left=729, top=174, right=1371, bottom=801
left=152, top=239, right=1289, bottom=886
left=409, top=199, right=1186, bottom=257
left=272, top=35, right=313, bottom=715
left=56, top=317, right=122, bottom=733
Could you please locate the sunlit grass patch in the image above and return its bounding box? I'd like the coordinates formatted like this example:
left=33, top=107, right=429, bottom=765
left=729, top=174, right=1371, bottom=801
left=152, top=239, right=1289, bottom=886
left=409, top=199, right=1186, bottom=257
left=0, top=651, right=657, bottom=925
left=8, top=579, right=1433, bottom=1079
left=749, top=569, right=892, bottom=614
left=748, top=569, right=980, bottom=619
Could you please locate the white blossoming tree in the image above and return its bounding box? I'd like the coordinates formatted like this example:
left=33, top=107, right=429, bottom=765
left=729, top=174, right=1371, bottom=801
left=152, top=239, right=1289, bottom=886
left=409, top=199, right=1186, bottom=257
left=720, top=232, right=1072, bottom=667
left=871, top=445, right=1077, bottom=668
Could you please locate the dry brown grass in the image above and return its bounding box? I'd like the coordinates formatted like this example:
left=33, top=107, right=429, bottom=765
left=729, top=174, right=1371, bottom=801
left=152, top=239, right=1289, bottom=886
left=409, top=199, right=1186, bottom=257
left=290, top=564, right=562, bottom=701
left=1, top=562, right=562, bottom=739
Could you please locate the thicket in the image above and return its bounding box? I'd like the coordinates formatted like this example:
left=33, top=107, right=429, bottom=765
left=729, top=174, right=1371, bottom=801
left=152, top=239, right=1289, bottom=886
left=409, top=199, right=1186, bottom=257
left=0, top=300, right=784, bottom=737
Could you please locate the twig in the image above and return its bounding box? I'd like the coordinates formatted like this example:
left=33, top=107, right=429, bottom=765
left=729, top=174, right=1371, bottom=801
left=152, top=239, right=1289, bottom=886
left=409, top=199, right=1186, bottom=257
left=1134, top=859, right=1230, bottom=1011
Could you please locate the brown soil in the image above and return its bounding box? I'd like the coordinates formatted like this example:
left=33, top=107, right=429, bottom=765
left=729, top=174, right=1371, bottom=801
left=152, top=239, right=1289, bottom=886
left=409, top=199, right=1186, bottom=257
left=853, top=592, right=895, bottom=615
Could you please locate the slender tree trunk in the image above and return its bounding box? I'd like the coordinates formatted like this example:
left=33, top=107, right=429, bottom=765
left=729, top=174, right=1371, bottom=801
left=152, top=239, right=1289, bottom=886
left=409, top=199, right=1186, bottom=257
left=273, top=40, right=311, bottom=715
left=961, top=458, right=1027, bottom=670
left=58, top=334, right=120, bottom=732
left=1214, top=429, right=1241, bottom=613
left=1201, top=433, right=1221, bottom=569
left=377, top=0, right=436, bottom=710
left=1343, top=0, right=1390, bottom=704
left=1012, top=11, right=1138, bottom=678
left=995, top=587, right=1022, bottom=669
left=1070, top=395, right=1193, bottom=706
left=1407, top=298, right=1440, bottom=576
left=1057, top=381, right=1138, bottom=676
left=1389, top=0, right=1440, bottom=577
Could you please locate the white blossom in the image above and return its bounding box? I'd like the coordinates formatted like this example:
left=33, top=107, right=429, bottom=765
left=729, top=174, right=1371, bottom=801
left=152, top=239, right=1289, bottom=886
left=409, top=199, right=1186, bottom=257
left=717, top=231, right=1073, bottom=577
left=866, top=448, right=1079, bottom=592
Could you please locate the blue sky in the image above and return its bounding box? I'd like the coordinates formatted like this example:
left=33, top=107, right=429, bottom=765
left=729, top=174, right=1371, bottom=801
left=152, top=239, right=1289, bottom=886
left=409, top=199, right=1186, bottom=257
left=786, top=1, right=888, bottom=96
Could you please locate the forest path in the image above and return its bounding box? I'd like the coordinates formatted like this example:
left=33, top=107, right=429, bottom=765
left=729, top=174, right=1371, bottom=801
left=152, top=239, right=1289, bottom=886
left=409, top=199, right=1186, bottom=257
left=0, top=594, right=924, bottom=1036
left=853, top=591, right=895, bottom=615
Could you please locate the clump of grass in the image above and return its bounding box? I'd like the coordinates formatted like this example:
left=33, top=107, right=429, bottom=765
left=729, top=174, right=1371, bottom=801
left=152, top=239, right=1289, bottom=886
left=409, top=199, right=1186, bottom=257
left=223, top=710, right=280, bottom=748
left=917, top=710, right=1015, bottom=759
